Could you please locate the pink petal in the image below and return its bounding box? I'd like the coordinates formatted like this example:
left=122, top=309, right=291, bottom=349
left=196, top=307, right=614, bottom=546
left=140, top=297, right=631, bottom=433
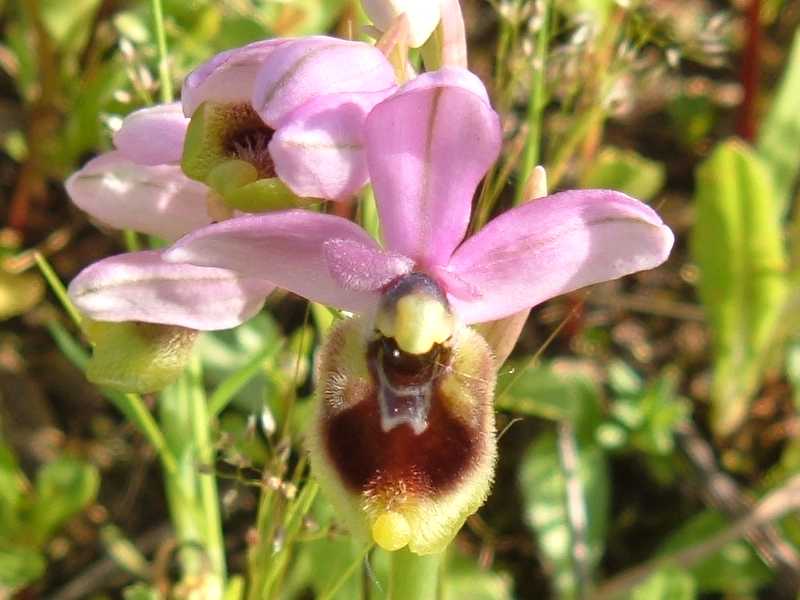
left=444, top=190, right=675, bottom=324
left=69, top=251, right=274, bottom=330
left=165, top=210, right=390, bottom=312
left=112, top=103, right=188, bottom=165
left=252, top=36, right=396, bottom=128
left=365, top=67, right=501, bottom=267
left=66, top=152, right=212, bottom=241
left=269, top=90, right=393, bottom=200
left=323, top=238, right=413, bottom=291
left=182, top=39, right=290, bottom=116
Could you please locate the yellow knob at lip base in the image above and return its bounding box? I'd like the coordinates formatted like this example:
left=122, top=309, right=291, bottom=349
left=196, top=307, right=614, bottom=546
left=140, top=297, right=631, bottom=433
left=375, top=293, right=454, bottom=355
left=371, top=511, right=411, bottom=551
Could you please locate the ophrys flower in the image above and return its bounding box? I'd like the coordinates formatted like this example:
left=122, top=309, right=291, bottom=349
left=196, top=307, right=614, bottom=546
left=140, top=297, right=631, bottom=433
left=68, top=36, right=399, bottom=330
left=99, top=67, right=673, bottom=551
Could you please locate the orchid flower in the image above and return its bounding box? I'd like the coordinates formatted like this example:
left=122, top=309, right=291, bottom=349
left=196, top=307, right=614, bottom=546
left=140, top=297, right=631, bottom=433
left=66, top=103, right=273, bottom=332
left=150, top=67, right=674, bottom=553
left=180, top=35, right=397, bottom=205
left=68, top=35, right=399, bottom=332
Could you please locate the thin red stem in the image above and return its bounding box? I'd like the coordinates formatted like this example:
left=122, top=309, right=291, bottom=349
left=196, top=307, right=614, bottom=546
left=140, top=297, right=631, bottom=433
left=737, top=0, right=761, bottom=141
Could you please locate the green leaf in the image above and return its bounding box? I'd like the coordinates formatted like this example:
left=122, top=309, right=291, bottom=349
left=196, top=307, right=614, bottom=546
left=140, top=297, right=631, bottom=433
left=628, top=567, right=696, bottom=600
left=0, top=545, right=46, bottom=592
left=602, top=368, right=689, bottom=460
left=0, top=440, right=24, bottom=535
left=100, top=525, right=150, bottom=579
left=443, top=549, right=513, bottom=600
left=757, top=27, right=800, bottom=216
left=657, top=511, right=770, bottom=593
left=114, top=11, right=152, bottom=44
left=691, top=140, right=788, bottom=436
left=39, top=0, right=102, bottom=49
left=223, top=576, right=245, bottom=600
left=61, top=58, right=129, bottom=168
left=607, top=360, right=643, bottom=396
left=307, top=538, right=365, bottom=600
left=667, top=95, right=716, bottom=148
left=122, top=582, right=161, bottom=600
left=198, top=313, right=283, bottom=413
left=582, top=147, right=665, bottom=201
left=218, top=412, right=269, bottom=466
left=787, top=340, right=800, bottom=412
left=556, top=0, right=615, bottom=23
left=519, top=433, right=609, bottom=598
left=28, top=456, right=99, bottom=543
left=0, top=270, right=44, bottom=320
left=498, top=362, right=602, bottom=439
left=261, top=0, right=349, bottom=36
left=305, top=495, right=364, bottom=600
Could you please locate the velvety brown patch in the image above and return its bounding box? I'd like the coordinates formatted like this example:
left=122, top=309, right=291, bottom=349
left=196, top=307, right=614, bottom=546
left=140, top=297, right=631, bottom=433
left=324, top=390, right=477, bottom=497
left=323, top=339, right=477, bottom=498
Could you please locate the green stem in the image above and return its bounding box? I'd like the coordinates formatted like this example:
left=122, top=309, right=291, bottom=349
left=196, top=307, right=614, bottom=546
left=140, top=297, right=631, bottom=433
left=123, top=229, right=141, bottom=252
left=260, top=481, right=319, bottom=597
left=159, top=360, right=225, bottom=591
left=34, top=251, right=82, bottom=328
left=189, top=357, right=226, bottom=580
left=474, top=0, right=524, bottom=229
left=247, top=479, right=319, bottom=600
left=514, top=0, right=551, bottom=205
left=245, top=483, right=278, bottom=600
left=547, top=104, right=605, bottom=189
left=120, top=392, right=178, bottom=474
left=388, top=550, right=442, bottom=600
left=360, top=185, right=382, bottom=243
left=150, top=0, right=173, bottom=102
left=160, top=374, right=205, bottom=575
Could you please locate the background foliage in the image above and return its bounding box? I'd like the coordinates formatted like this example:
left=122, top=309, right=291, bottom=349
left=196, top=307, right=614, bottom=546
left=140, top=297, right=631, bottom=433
left=2, top=0, right=800, bottom=598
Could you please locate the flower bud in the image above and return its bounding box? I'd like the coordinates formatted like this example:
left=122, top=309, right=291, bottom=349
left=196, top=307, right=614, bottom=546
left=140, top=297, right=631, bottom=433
left=308, top=273, right=496, bottom=554
left=362, top=0, right=442, bottom=48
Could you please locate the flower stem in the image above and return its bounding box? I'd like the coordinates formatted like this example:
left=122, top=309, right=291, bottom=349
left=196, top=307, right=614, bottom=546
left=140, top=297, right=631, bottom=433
left=150, top=0, right=173, bottom=103
left=189, top=357, right=226, bottom=579
left=159, top=358, right=225, bottom=592
left=388, top=549, right=442, bottom=600
left=33, top=251, right=82, bottom=329
left=514, top=0, right=551, bottom=205
left=123, top=229, right=141, bottom=252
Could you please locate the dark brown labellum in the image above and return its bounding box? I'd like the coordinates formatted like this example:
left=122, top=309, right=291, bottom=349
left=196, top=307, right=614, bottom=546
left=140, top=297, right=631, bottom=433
left=324, top=371, right=477, bottom=498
